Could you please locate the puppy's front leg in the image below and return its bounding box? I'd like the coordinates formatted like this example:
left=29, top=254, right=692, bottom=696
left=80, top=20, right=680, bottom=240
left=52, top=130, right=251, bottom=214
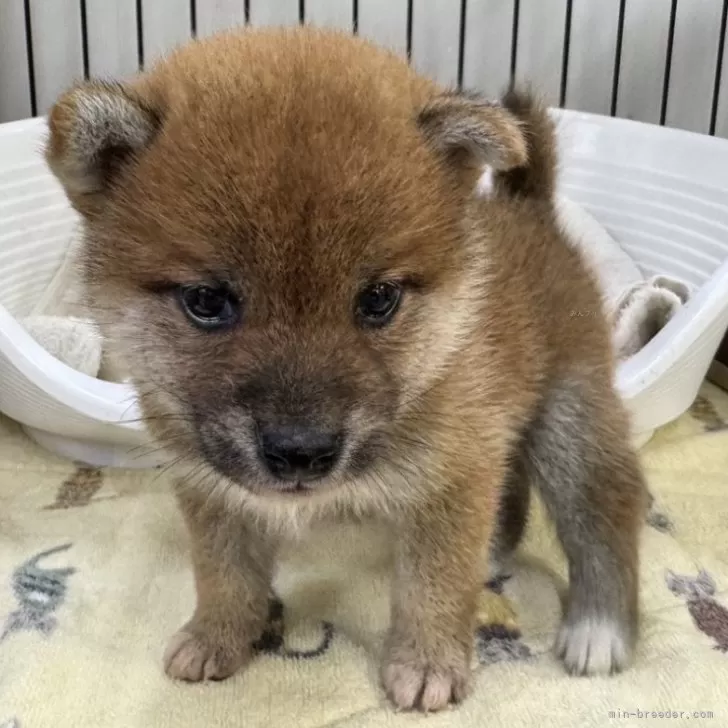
left=382, top=470, right=499, bottom=712
left=164, top=489, right=276, bottom=682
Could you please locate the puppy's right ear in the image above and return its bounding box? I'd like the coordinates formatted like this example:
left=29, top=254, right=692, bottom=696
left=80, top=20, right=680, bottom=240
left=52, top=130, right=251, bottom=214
left=46, top=81, right=162, bottom=216
left=416, top=91, right=528, bottom=190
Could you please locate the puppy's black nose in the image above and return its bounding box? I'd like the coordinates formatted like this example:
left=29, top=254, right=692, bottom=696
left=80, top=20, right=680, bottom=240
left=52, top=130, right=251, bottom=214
left=258, top=425, right=341, bottom=482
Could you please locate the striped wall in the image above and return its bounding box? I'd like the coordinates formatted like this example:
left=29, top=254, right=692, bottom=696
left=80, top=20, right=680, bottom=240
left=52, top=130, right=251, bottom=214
left=1, top=0, right=727, bottom=138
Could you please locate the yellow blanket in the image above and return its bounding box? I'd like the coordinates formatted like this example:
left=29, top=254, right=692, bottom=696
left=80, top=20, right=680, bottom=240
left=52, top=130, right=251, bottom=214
left=1, top=383, right=727, bottom=727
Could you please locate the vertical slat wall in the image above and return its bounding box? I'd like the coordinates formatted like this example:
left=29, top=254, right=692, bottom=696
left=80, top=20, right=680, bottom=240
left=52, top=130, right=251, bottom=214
left=248, top=0, right=299, bottom=27
left=306, top=0, right=352, bottom=30
left=357, top=0, right=409, bottom=56
left=462, top=0, right=514, bottom=97
left=85, top=0, right=139, bottom=78
left=28, top=0, right=84, bottom=115
left=513, top=0, right=568, bottom=107
left=563, top=0, right=622, bottom=116
left=140, top=0, right=192, bottom=66
left=664, top=0, right=724, bottom=134
left=615, top=0, right=673, bottom=125
left=0, top=0, right=32, bottom=122
left=1, top=0, right=728, bottom=140
left=196, top=1, right=247, bottom=38
left=714, top=6, right=728, bottom=138
left=410, top=1, right=462, bottom=86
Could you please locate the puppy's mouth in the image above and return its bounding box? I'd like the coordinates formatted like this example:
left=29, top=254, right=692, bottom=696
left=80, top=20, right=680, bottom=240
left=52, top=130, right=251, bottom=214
left=274, top=480, right=315, bottom=495
left=239, top=471, right=341, bottom=499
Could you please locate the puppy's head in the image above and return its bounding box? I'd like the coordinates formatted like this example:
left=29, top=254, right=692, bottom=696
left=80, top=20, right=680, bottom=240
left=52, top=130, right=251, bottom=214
left=46, top=29, right=527, bottom=501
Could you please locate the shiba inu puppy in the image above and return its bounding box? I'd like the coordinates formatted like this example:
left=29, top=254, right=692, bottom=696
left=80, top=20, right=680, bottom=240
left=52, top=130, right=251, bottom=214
left=46, top=27, right=646, bottom=712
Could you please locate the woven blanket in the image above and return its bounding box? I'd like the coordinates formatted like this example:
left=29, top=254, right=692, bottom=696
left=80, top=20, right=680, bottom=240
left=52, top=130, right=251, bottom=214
left=1, top=383, right=727, bottom=728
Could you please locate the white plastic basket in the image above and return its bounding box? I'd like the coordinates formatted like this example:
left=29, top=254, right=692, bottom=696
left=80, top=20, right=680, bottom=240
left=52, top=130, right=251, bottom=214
left=0, top=116, right=155, bottom=467
left=555, top=110, right=728, bottom=439
left=1, top=110, right=727, bottom=467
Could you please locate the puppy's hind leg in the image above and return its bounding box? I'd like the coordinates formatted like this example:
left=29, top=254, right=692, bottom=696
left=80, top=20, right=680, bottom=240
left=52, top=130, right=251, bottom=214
left=489, top=468, right=530, bottom=578
left=474, top=472, right=530, bottom=636
left=520, top=377, right=647, bottom=676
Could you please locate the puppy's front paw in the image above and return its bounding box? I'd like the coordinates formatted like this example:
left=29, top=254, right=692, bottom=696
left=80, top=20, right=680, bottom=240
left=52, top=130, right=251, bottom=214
left=164, top=620, right=252, bottom=682
left=556, top=616, right=634, bottom=676
left=381, top=644, right=472, bottom=712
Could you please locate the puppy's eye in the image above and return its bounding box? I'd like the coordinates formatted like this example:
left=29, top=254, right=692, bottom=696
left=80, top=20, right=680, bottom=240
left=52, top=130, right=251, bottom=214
left=177, top=283, right=239, bottom=330
left=355, top=282, right=402, bottom=327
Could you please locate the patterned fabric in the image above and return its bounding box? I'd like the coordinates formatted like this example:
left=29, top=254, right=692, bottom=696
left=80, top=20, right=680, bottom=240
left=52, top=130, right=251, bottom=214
left=0, top=381, right=727, bottom=727
left=1, top=544, right=74, bottom=641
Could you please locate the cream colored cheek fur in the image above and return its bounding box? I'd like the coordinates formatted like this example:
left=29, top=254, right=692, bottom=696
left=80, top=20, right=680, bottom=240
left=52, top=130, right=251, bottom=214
left=396, top=266, right=486, bottom=407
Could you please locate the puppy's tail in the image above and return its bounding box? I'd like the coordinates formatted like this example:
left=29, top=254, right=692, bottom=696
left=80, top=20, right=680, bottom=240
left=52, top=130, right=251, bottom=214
left=495, top=87, right=557, bottom=202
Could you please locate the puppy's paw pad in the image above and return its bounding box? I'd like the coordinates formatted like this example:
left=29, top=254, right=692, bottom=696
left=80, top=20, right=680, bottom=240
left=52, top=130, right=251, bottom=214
left=164, top=628, right=247, bottom=682
left=556, top=618, right=631, bottom=676
left=381, top=659, right=470, bottom=712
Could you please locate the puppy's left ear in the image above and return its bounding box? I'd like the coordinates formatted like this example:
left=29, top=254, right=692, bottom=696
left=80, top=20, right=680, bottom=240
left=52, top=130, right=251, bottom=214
left=417, top=91, right=527, bottom=185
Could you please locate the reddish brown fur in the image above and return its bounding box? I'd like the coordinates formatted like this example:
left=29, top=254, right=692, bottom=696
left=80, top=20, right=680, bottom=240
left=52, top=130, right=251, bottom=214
left=46, top=27, right=646, bottom=712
